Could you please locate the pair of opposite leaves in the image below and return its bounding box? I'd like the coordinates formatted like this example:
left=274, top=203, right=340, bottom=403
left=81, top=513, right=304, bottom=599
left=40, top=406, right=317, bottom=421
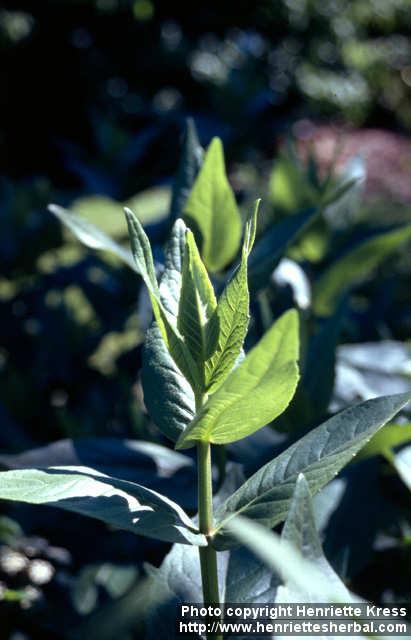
left=124, top=201, right=300, bottom=451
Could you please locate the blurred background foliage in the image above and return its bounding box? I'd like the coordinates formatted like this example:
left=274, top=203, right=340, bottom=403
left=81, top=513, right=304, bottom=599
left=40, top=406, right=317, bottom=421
left=1, top=0, right=411, bottom=638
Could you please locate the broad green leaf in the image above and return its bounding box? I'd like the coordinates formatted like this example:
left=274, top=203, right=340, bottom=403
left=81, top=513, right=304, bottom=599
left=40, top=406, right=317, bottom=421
left=357, top=423, right=411, bottom=461
left=183, top=137, right=242, bottom=272
left=175, top=309, right=300, bottom=449
left=314, top=222, right=411, bottom=315
left=177, top=230, right=217, bottom=369
left=205, top=202, right=258, bottom=394
left=170, top=118, right=203, bottom=221
left=0, top=467, right=206, bottom=546
left=248, top=207, right=318, bottom=292
left=48, top=204, right=136, bottom=271
left=213, top=392, right=411, bottom=549
left=279, top=474, right=350, bottom=600
left=124, top=207, right=202, bottom=393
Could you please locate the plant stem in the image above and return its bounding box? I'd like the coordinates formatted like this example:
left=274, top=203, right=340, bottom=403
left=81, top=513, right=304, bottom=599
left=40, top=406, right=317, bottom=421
left=197, top=441, right=214, bottom=536
left=197, top=440, right=222, bottom=640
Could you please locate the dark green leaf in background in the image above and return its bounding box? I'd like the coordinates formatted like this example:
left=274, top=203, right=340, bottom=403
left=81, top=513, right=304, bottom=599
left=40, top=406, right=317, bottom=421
left=170, top=118, right=203, bottom=221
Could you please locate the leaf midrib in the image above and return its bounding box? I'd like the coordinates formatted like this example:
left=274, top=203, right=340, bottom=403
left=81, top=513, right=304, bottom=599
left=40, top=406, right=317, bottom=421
left=213, top=417, right=375, bottom=534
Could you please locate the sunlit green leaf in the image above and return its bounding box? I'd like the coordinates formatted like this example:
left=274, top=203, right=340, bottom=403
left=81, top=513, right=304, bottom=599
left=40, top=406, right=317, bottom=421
left=269, top=152, right=316, bottom=212
left=183, top=137, right=242, bottom=272
left=357, top=423, right=411, bottom=461
left=0, top=467, right=206, bottom=546
left=177, top=230, right=217, bottom=371
left=393, top=446, right=411, bottom=491
left=175, top=309, right=300, bottom=449
left=205, top=202, right=258, bottom=393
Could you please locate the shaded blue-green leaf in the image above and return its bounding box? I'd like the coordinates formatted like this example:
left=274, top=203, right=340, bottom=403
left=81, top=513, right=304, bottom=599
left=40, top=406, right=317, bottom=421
left=0, top=467, right=206, bottom=546
left=183, top=137, right=242, bottom=272
left=142, top=324, right=196, bottom=443
left=170, top=118, right=203, bottom=221
left=175, top=309, right=300, bottom=449
left=141, top=219, right=197, bottom=443
left=214, top=392, right=411, bottom=548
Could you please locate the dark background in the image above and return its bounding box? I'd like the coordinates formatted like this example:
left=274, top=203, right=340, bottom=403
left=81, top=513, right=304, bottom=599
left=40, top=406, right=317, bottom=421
left=1, top=1, right=411, bottom=638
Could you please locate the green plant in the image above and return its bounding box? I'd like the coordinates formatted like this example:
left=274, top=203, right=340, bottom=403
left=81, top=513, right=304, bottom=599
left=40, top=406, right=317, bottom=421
left=0, top=131, right=410, bottom=639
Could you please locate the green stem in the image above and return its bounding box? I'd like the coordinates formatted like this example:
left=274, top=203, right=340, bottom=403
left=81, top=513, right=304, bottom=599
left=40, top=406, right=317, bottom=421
left=197, top=441, right=222, bottom=640
left=197, top=441, right=214, bottom=536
